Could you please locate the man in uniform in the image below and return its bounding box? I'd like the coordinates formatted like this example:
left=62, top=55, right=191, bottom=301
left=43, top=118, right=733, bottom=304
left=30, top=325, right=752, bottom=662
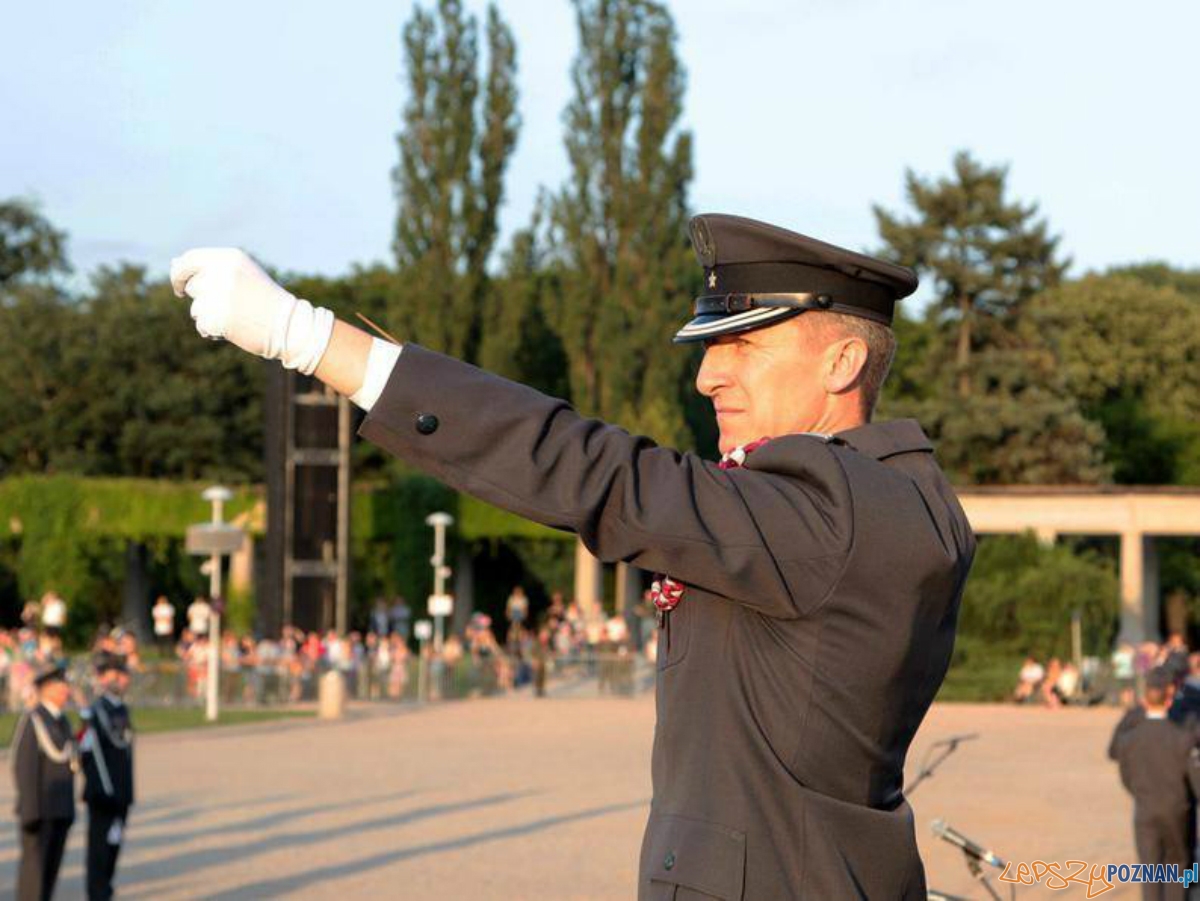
left=171, top=212, right=975, bottom=898
left=1109, top=668, right=1198, bottom=901
left=11, top=662, right=77, bottom=901
left=80, top=652, right=135, bottom=901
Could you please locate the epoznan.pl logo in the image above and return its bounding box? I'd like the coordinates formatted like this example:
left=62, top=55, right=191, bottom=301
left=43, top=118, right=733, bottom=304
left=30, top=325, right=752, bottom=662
left=998, top=861, right=1200, bottom=896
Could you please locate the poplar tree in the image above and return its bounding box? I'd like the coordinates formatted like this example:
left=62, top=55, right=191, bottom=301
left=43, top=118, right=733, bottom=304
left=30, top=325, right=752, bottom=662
left=392, top=0, right=519, bottom=362
left=547, top=0, right=697, bottom=448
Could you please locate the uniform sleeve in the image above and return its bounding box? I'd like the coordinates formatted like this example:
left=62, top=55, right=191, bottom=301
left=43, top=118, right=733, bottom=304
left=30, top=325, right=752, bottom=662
left=1186, top=741, right=1200, bottom=801
left=358, top=345, right=852, bottom=618
left=1107, top=708, right=1142, bottom=761
left=11, top=713, right=40, bottom=826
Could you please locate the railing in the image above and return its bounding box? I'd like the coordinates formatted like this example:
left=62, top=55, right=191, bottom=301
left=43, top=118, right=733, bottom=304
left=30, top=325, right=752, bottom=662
left=0, top=649, right=657, bottom=713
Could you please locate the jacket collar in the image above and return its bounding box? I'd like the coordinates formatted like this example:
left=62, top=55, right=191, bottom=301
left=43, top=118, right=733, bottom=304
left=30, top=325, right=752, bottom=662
left=741, top=419, right=933, bottom=477
left=833, top=419, right=933, bottom=461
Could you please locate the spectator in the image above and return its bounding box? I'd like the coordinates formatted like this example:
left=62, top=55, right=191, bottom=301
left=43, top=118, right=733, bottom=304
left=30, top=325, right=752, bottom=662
left=1108, top=668, right=1197, bottom=901
left=386, top=636, right=409, bottom=699
left=152, top=595, right=176, bottom=650
left=1041, top=658, right=1064, bottom=709
left=505, top=586, right=529, bottom=632
left=187, top=596, right=213, bottom=637
left=532, top=624, right=551, bottom=698
left=255, top=635, right=281, bottom=703
left=114, top=629, right=142, bottom=672
left=1056, top=662, right=1081, bottom=704
left=388, top=597, right=412, bottom=642
left=546, top=591, right=566, bottom=628
left=1112, top=642, right=1137, bottom=707
left=370, top=599, right=390, bottom=637
left=1170, top=653, right=1200, bottom=725
left=20, top=599, right=41, bottom=629
left=442, top=634, right=464, bottom=667
left=1162, top=634, right=1190, bottom=683
left=41, top=591, right=67, bottom=639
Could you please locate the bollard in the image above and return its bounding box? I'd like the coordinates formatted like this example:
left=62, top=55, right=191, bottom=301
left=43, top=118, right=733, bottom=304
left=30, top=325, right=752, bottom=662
left=318, top=670, right=346, bottom=720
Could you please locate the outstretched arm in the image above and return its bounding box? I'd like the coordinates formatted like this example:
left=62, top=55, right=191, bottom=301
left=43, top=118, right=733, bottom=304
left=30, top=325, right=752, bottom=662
left=170, top=248, right=852, bottom=617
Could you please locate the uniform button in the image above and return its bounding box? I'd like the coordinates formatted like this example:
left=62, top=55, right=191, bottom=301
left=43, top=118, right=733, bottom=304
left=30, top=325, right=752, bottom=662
left=415, top=413, right=439, bottom=435
left=663, top=852, right=676, bottom=871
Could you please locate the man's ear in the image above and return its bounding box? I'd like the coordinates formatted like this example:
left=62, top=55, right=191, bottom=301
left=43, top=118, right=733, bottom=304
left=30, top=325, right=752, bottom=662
left=824, top=336, right=869, bottom=395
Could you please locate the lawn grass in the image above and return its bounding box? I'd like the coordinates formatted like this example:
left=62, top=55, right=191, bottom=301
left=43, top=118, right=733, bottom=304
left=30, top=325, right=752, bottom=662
left=0, top=707, right=314, bottom=750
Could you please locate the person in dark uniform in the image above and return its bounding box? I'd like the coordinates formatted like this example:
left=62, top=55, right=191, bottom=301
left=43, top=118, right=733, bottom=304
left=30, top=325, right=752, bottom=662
left=1109, top=668, right=1199, bottom=901
left=80, top=652, right=135, bottom=901
left=11, top=662, right=77, bottom=901
left=172, top=212, right=976, bottom=899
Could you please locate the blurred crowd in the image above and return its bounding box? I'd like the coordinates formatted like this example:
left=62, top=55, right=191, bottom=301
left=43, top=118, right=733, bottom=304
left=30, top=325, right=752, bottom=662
left=1012, top=633, right=1200, bottom=710
left=2, top=585, right=657, bottom=710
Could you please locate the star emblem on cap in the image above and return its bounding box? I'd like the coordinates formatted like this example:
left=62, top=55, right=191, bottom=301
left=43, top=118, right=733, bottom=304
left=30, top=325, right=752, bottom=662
left=707, top=270, right=717, bottom=289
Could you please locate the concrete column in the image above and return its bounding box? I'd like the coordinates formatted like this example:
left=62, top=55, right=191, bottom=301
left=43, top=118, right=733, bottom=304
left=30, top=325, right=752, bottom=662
left=453, top=546, right=474, bottom=637
left=1120, top=532, right=1161, bottom=644
left=1143, top=536, right=1160, bottom=642
left=1034, top=527, right=1058, bottom=546
left=122, top=540, right=151, bottom=643
left=574, top=537, right=604, bottom=620
left=614, top=563, right=642, bottom=614
left=230, top=536, right=254, bottom=596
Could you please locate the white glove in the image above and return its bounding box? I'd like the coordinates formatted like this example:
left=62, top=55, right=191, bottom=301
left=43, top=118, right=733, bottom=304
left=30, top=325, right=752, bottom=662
left=169, top=248, right=334, bottom=375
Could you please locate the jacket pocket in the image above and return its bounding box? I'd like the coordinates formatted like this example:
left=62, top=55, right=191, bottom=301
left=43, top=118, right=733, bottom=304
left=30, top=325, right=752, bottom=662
left=656, top=604, right=692, bottom=671
left=640, top=812, right=746, bottom=900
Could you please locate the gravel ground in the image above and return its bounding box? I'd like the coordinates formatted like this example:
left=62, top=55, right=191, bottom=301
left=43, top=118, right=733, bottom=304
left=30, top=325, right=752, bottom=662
left=0, top=697, right=1144, bottom=899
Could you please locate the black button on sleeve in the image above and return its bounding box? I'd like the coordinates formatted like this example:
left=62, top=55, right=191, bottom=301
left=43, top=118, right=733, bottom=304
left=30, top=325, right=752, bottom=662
left=415, top=413, right=439, bottom=435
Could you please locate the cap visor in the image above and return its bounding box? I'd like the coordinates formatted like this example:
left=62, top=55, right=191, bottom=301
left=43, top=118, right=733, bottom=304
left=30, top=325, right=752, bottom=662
left=672, top=307, right=803, bottom=343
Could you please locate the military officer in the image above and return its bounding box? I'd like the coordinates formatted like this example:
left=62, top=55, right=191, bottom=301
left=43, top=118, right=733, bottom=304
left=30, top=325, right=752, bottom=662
left=81, top=652, right=135, bottom=901
left=11, top=662, right=77, bottom=901
left=1109, top=668, right=1198, bottom=901
left=172, top=212, right=975, bottom=899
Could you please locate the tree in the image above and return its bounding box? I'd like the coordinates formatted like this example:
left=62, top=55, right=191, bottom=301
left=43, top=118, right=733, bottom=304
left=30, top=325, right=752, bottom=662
left=391, top=0, right=519, bottom=362
left=0, top=198, right=69, bottom=288
left=546, top=0, right=697, bottom=447
left=1108, top=262, right=1200, bottom=301
left=0, top=266, right=264, bottom=481
left=904, top=341, right=1110, bottom=485
left=960, top=533, right=1118, bottom=660
left=477, top=203, right=571, bottom=399
left=0, top=284, right=87, bottom=476
left=875, top=151, right=1068, bottom=398
left=1028, top=273, right=1200, bottom=484
left=77, top=265, right=264, bottom=481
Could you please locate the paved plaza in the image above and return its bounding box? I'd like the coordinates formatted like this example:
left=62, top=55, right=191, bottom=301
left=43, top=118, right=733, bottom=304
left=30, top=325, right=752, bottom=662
left=1, top=697, right=1144, bottom=899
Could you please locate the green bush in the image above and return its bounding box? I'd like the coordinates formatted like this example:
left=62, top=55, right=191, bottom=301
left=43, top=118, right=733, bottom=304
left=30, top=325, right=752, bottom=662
left=942, top=533, right=1119, bottom=701
left=958, top=532, right=1118, bottom=659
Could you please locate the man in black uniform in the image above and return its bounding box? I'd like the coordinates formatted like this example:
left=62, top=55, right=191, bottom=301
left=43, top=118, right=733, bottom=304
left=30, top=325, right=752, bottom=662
left=80, top=652, right=135, bottom=901
left=11, top=662, right=77, bottom=901
left=172, top=213, right=975, bottom=898
left=1109, top=668, right=1199, bottom=901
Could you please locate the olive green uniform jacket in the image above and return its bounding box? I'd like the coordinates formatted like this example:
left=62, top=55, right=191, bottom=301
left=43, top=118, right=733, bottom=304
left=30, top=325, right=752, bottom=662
left=360, top=345, right=976, bottom=900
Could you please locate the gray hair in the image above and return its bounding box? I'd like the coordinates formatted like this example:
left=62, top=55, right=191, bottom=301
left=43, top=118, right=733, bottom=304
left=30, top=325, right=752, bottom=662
left=809, top=312, right=896, bottom=419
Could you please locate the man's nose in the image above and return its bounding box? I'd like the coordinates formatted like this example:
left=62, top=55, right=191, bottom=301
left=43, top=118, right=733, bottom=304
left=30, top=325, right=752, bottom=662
left=695, top=345, right=728, bottom=397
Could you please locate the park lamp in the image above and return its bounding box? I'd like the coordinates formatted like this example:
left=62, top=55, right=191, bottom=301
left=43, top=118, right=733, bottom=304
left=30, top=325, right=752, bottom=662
left=202, top=485, right=233, bottom=523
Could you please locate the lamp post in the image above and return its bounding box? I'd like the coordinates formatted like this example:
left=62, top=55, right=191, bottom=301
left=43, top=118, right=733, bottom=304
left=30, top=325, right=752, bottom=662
left=201, top=486, right=232, bottom=722
left=424, top=512, right=454, bottom=654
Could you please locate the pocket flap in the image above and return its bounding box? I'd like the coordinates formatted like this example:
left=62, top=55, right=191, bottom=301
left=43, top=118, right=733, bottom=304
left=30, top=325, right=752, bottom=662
left=643, top=813, right=746, bottom=900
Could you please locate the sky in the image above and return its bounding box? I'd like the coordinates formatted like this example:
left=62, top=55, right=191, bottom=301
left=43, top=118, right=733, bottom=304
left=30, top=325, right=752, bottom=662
left=3, top=0, right=1198, bottom=299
